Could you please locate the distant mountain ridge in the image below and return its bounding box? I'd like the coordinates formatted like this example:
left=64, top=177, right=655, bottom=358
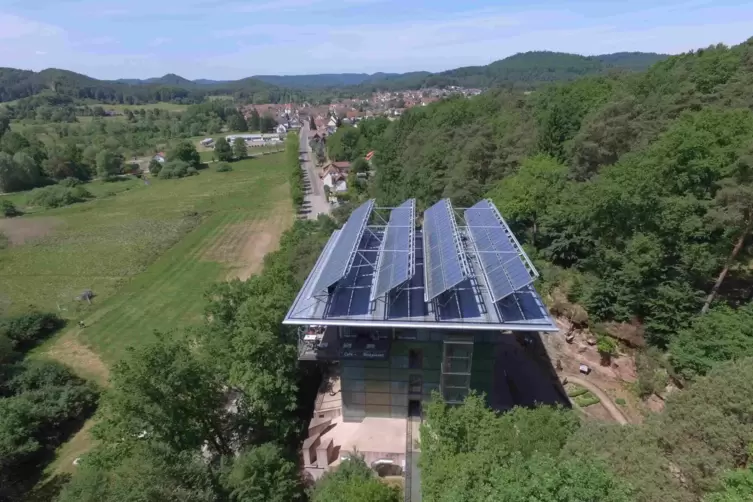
left=99, top=51, right=668, bottom=90
left=0, top=50, right=669, bottom=104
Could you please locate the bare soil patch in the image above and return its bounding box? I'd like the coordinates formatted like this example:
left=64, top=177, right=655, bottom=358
left=41, top=329, right=110, bottom=386
left=204, top=200, right=293, bottom=280
left=0, top=217, right=63, bottom=245
left=538, top=318, right=648, bottom=424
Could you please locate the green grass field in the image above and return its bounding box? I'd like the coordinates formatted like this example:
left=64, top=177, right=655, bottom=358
left=3, top=151, right=293, bottom=485
left=1, top=154, right=292, bottom=365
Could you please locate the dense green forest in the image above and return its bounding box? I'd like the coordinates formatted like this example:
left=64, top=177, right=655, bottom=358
left=252, top=51, right=666, bottom=90
left=421, top=360, right=753, bottom=502
left=0, top=68, right=308, bottom=105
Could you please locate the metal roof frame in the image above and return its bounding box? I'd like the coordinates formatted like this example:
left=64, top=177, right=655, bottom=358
left=369, top=199, right=416, bottom=301
left=283, top=198, right=557, bottom=332
left=463, top=199, right=539, bottom=302
left=311, top=199, right=375, bottom=293
left=423, top=199, right=472, bottom=302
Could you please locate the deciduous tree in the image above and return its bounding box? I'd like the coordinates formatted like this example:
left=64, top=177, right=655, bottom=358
left=168, top=140, right=200, bottom=167
left=95, top=150, right=124, bottom=179
left=223, top=443, right=302, bottom=502
left=233, top=138, right=247, bottom=159
left=214, top=138, right=233, bottom=162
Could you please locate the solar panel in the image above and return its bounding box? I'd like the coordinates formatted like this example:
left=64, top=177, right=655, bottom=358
left=464, top=199, right=537, bottom=302
left=423, top=199, right=471, bottom=302
left=370, top=199, right=415, bottom=300
left=311, top=199, right=375, bottom=293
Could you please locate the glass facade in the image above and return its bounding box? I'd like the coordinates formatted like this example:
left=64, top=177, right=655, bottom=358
left=338, top=328, right=502, bottom=421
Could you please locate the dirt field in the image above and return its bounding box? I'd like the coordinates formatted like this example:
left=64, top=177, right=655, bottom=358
left=203, top=199, right=292, bottom=280
left=35, top=329, right=110, bottom=386
left=0, top=217, right=63, bottom=245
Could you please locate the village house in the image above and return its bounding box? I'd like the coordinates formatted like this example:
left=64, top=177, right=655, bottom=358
left=320, top=161, right=351, bottom=200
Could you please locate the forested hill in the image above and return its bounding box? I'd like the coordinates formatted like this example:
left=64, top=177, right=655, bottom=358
left=425, top=50, right=668, bottom=89
left=0, top=67, right=301, bottom=104
left=252, top=71, right=434, bottom=89
left=252, top=51, right=667, bottom=90
left=0, top=50, right=666, bottom=104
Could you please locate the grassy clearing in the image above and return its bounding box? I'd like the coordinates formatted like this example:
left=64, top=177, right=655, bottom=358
left=2, top=154, right=292, bottom=363
left=5, top=153, right=293, bottom=480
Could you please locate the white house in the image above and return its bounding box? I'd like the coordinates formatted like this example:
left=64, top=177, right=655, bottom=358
left=152, top=152, right=166, bottom=163
left=327, top=117, right=338, bottom=128
left=200, top=138, right=214, bottom=147
left=276, top=124, right=288, bottom=135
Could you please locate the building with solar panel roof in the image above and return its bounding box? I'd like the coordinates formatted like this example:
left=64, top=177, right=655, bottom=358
left=289, top=198, right=558, bottom=476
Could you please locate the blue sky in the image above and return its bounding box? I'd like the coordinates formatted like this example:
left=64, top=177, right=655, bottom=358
left=1, top=0, right=752, bottom=80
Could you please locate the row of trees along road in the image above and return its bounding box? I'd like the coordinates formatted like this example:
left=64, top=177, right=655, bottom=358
left=325, top=37, right=753, bottom=388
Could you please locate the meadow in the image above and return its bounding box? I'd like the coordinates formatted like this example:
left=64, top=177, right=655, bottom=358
left=1, top=154, right=292, bottom=366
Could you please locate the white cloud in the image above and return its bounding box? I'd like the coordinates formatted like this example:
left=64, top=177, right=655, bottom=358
left=35, top=50, right=47, bottom=55
left=0, top=12, right=62, bottom=40
left=201, top=3, right=753, bottom=77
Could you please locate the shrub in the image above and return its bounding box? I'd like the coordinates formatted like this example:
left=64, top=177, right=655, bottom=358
left=158, top=160, right=195, bottom=179
left=0, top=311, right=65, bottom=352
left=635, top=347, right=670, bottom=397
left=596, top=335, right=618, bottom=355
left=148, top=159, right=163, bottom=175
left=615, top=398, right=626, bottom=406
left=567, top=386, right=589, bottom=398
left=27, top=185, right=93, bottom=208
left=575, top=393, right=601, bottom=407
left=1, top=199, right=21, bottom=217
left=216, top=162, right=233, bottom=172
left=58, top=177, right=83, bottom=187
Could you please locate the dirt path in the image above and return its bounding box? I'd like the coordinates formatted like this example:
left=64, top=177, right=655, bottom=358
left=38, top=329, right=110, bottom=386
left=563, top=375, right=629, bottom=425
